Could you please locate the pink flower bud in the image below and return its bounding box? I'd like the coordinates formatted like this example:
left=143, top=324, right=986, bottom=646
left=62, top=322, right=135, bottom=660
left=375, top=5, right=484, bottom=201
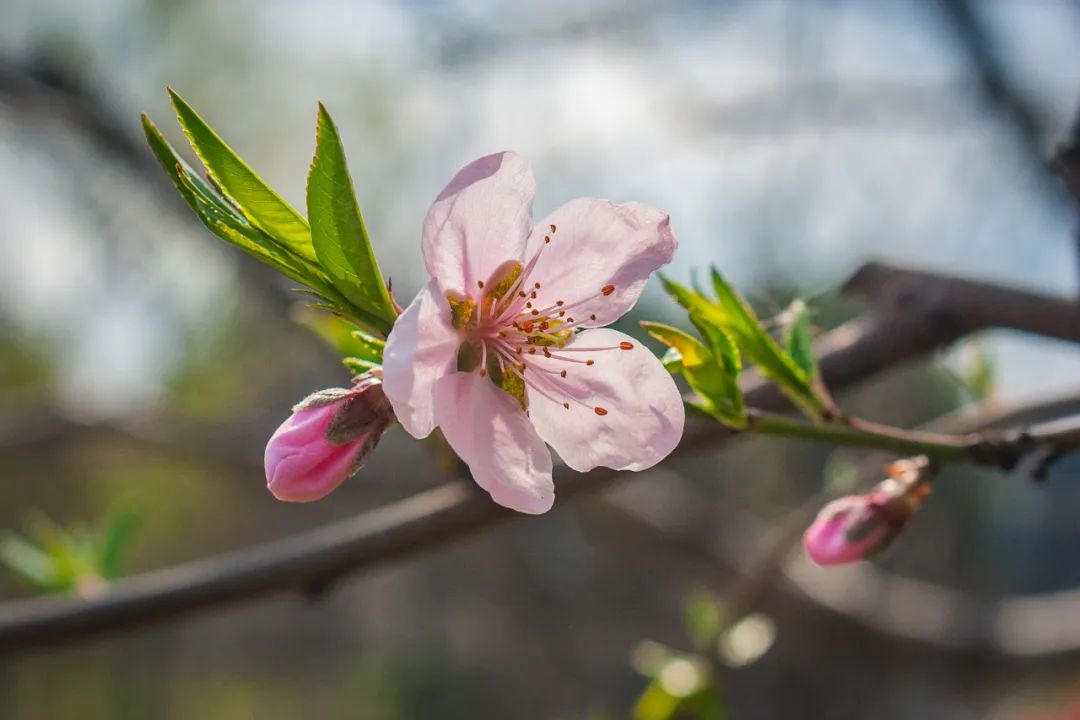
left=264, top=372, right=393, bottom=503
left=803, top=458, right=932, bottom=567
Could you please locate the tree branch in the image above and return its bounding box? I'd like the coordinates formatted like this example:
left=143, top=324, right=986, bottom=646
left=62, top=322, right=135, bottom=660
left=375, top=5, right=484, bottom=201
left=0, top=261, right=1076, bottom=653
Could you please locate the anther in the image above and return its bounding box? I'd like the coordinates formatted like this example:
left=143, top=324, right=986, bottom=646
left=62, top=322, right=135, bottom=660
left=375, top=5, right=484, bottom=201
left=516, top=347, right=523, bottom=355
left=567, top=317, right=574, bottom=323
left=594, top=407, right=608, bottom=416
left=479, top=368, right=487, bottom=376
left=550, top=224, right=557, bottom=233
left=534, top=282, right=541, bottom=289
left=526, top=302, right=532, bottom=308
left=601, top=285, right=615, bottom=296
left=543, top=349, right=552, bottom=358
left=544, top=236, right=551, bottom=244
left=560, top=370, right=567, bottom=378
left=619, top=342, right=633, bottom=350
left=519, top=291, right=527, bottom=298
left=530, top=291, right=537, bottom=299
left=556, top=300, right=564, bottom=306
left=529, top=348, right=537, bottom=355
left=586, top=359, right=595, bottom=366
left=478, top=281, right=485, bottom=289
left=531, top=309, right=539, bottom=315
left=562, top=402, right=570, bottom=409
left=590, top=314, right=597, bottom=321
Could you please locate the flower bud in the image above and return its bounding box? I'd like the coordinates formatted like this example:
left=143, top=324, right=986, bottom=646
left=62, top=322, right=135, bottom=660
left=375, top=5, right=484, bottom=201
left=264, top=371, right=393, bottom=502
left=803, top=457, right=932, bottom=566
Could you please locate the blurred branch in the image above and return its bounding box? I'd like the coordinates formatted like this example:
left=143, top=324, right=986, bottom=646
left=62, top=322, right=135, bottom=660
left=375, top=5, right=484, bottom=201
left=0, top=261, right=1076, bottom=652
left=593, top=387, right=1080, bottom=662
left=937, top=0, right=1061, bottom=200
left=0, top=52, right=296, bottom=315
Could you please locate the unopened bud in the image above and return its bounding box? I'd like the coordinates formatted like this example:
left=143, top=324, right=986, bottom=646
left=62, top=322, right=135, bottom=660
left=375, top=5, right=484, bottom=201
left=804, top=457, right=932, bottom=566
left=264, top=371, right=394, bottom=503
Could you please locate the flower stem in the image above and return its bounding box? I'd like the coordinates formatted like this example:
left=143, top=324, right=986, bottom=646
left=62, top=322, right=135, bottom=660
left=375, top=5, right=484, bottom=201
left=745, top=411, right=974, bottom=461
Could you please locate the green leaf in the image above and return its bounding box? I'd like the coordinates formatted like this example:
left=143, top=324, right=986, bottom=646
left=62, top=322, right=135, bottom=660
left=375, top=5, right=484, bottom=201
left=294, top=306, right=386, bottom=367
left=660, top=272, right=823, bottom=420
left=783, top=299, right=818, bottom=379
left=0, top=533, right=59, bottom=589
left=306, top=104, right=396, bottom=331
left=642, top=321, right=745, bottom=427
left=97, top=509, right=140, bottom=580
left=168, top=88, right=316, bottom=262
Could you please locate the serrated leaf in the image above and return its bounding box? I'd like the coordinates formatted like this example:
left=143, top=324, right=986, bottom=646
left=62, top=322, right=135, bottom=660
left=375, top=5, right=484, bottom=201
left=783, top=299, right=817, bottom=379
left=168, top=89, right=316, bottom=262
left=306, top=104, right=396, bottom=331
left=642, top=321, right=745, bottom=427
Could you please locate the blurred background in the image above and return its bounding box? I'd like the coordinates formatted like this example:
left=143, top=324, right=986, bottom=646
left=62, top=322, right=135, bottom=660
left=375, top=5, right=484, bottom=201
left=2, top=0, right=1080, bottom=718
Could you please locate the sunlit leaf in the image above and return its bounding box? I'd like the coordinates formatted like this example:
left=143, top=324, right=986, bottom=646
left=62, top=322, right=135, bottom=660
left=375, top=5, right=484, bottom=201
left=642, top=321, right=745, bottom=427
left=168, top=89, right=316, bottom=262
left=659, top=272, right=823, bottom=420
left=306, top=103, right=396, bottom=332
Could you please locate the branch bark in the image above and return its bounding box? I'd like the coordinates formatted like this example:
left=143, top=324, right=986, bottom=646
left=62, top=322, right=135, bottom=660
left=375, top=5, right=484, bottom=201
left=0, top=261, right=1077, bottom=653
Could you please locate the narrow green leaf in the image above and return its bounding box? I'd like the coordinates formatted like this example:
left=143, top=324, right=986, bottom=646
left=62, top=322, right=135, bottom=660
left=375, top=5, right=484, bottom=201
left=709, top=271, right=821, bottom=417
left=0, top=534, right=58, bottom=589
left=97, top=509, right=140, bottom=580
left=306, top=103, right=396, bottom=329
left=783, top=299, right=818, bottom=379
left=142, top=113, right=247, bottom=223
left=168, top=89, right=316, bottom=262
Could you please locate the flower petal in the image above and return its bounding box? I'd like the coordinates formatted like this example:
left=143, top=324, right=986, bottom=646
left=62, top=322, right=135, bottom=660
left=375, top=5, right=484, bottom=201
left=433, top=371, right=555, bottom=514
left=382, top=280, right=460, bottom=438
left=526, top=328, right=684, bottom=472
left=524, top=198, right=676, bottom=326
left=422, top=152, right=536, bottom=296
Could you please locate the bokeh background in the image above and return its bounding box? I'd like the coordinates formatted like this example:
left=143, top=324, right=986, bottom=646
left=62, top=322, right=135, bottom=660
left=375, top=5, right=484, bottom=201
left=2, top=1, right=1080, bottom=718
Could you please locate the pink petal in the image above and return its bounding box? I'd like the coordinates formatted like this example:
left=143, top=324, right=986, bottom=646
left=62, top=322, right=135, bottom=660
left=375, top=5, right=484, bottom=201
left=382, top=280, right=461, bottom=438
left=264, top=404, right=365, bottom=503
left=526, top=328, right=685, bottom=472
left=524, top=199, right=676, bottom=327
left=433, top=371, right=555, bottom=514
left=422, top=152, right=536, bottom=296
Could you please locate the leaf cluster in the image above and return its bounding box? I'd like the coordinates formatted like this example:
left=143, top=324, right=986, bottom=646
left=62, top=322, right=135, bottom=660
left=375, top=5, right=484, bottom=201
left=143, top=91, right=396, bottom=371
left=647, top=268, right=832, bottom=426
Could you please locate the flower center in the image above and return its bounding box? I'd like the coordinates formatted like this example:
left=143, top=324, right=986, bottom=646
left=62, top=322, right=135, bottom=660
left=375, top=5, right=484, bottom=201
left=447, top=224, right=631, bottom=413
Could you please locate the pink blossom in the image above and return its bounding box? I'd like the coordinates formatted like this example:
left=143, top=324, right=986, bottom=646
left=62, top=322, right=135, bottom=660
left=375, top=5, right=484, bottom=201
left=265, top=372, right=392, bottom=503
left=383, top=152, right=685, bottom=514
left=803, top=469, right=931, bottom=566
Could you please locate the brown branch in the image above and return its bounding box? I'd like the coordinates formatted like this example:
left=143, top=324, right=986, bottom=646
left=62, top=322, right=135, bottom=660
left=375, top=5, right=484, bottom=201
left=0, top=261, right=1076, bottom=653
left=598, top=389, right=1080, bottom=661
